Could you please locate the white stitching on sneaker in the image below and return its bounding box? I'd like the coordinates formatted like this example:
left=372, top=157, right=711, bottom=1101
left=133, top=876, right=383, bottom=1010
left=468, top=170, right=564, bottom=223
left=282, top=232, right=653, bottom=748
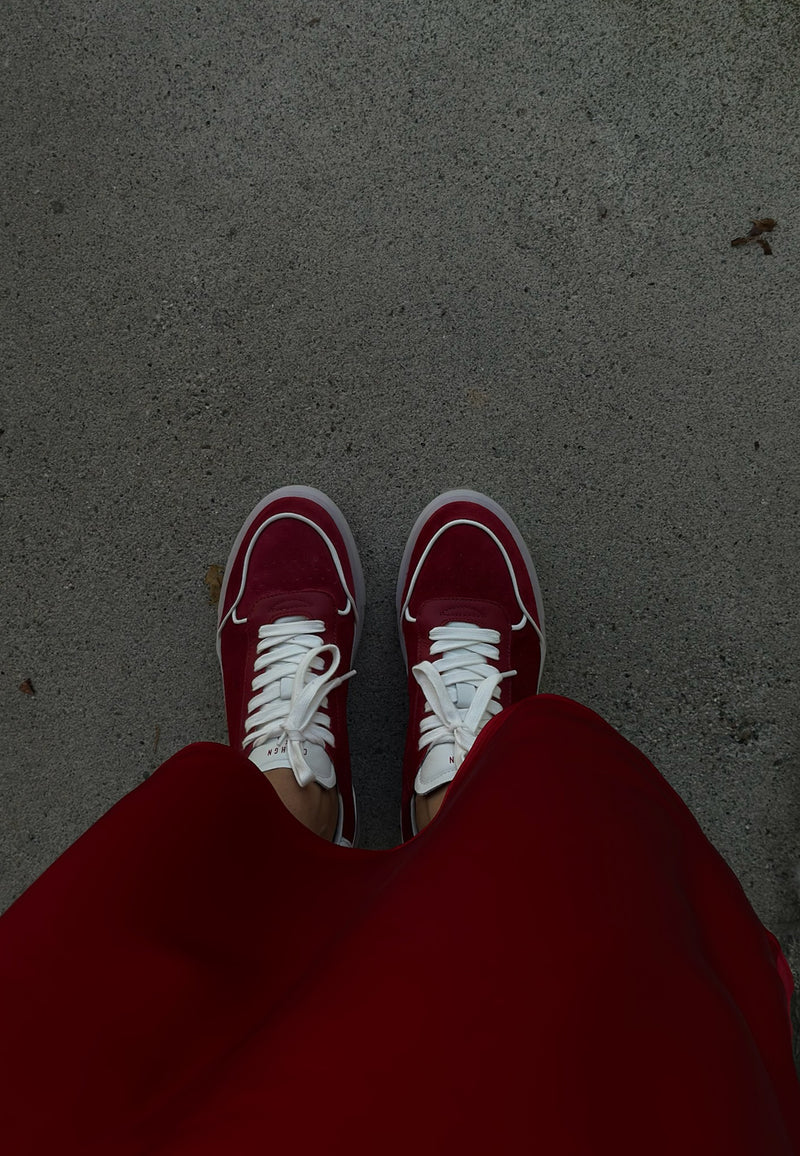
left=244, top=617, right=355, bottom=789
left=401, top=519, right=545, bottom=652
left=218, top=514, right=357, bottom=632
left=412, top=622, right=516, bottom=772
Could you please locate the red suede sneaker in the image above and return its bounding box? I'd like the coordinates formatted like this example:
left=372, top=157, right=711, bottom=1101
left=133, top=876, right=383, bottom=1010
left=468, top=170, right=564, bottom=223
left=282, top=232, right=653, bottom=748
left=396, top=489, right=546, bottom=842
left=216, top=486, right=365, bottom=847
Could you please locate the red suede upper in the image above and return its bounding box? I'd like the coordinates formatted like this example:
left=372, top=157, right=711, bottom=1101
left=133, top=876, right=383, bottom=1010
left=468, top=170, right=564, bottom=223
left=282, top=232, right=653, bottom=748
left=217, top=495, right=360, bottom=844
left=2, top=698, right=797, bottom=1153
left=398, top=498, right=544, bottom=841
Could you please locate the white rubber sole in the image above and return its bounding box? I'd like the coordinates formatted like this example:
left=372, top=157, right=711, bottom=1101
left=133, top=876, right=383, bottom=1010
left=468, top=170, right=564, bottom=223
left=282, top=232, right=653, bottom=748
left=395, top=488, right=547, bottom=670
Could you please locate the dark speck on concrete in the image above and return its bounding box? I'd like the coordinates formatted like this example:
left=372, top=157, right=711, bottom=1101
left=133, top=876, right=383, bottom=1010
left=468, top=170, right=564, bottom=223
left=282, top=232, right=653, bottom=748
left=735, top=722, right=760, bottom=744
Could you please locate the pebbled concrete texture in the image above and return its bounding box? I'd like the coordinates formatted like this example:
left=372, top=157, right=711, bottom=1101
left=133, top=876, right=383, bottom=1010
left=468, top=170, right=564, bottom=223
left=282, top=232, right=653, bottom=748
left=2, top=0, right=800, bottom=1034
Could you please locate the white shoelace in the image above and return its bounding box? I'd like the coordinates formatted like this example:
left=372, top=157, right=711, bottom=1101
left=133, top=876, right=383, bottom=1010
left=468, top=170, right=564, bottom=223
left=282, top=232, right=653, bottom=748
left=412, top=622, right=516, bottom=771
left=244, top=616, right=355, bottom=788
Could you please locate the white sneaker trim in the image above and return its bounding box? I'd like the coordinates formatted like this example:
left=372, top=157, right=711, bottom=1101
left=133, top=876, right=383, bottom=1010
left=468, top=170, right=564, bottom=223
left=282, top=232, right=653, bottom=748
left=401, top=519, right=539, bottom=627
left=218, top=512, right=359, bottom=634
left=397, top=515, right=547, bottom=684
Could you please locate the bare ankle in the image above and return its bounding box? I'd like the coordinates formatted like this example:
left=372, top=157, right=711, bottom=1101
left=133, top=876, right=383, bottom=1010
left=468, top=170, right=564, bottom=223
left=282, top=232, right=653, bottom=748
left=415, top=785, right=449, bottom=831
left=263, top=767, right=339, bottom=841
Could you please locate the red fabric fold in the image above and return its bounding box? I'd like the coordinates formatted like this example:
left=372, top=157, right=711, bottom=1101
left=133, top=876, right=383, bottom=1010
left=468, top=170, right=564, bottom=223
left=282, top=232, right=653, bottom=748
left=1, top=694, right=798, bottom=1154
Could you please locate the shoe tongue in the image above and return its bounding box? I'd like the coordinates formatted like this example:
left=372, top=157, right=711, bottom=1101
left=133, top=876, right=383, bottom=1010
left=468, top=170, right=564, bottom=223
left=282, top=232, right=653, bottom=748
left=414, top=679, right=477, bottom=795
left=452, top=682, right=475, bottom=709
left=249, top=736, right=336, bottom=789
left=415, top=742, right=457, bottom=796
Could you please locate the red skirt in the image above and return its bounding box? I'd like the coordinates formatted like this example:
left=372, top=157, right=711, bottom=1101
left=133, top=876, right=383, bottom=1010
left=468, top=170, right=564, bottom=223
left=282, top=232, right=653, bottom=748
left=1, top=695, right=798, bottom=1154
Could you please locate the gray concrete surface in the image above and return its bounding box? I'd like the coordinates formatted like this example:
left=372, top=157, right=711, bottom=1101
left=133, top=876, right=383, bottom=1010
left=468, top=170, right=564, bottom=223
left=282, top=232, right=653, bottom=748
left=3, top=0, right=800, bottom=1061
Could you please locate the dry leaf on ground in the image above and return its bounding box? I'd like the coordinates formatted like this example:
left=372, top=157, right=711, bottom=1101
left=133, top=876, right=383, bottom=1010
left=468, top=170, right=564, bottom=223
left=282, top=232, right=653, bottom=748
left=204, top=564, right=225, bottom=605
left=19, top=678, right=35, bottom=695
left=466, top=387, right=488, bottom=408
left=732, top=217, right=778, bottom=251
